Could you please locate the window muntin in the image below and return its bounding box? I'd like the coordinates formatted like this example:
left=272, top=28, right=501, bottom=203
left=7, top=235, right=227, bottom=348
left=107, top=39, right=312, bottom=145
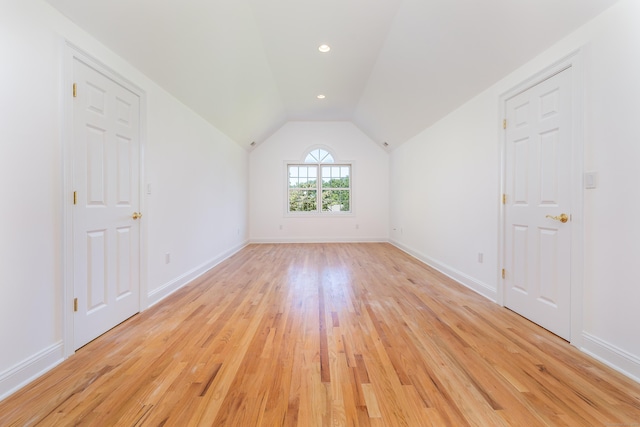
left=288, top=165, right=318, bottom=212
left=304, top=148, right=334, bottom=164
left=288, top=149, right=351, bottom=214
left=321, top=166, right=350, bottom=212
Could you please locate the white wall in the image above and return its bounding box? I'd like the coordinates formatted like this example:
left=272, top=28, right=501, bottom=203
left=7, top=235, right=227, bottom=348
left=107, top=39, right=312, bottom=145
left=3, top=0, right=638, bottom=403
left=250, top=122, right=388, bottom=242
left=145, top=90, right=249, bottom=305
left=390, top=93, right=499, bottom=299
left=0, top=0, right=248, bottom=399
left=390, top=0, right=640, bottom=381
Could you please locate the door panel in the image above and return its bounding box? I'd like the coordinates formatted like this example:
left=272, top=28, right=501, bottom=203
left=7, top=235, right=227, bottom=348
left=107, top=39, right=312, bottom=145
left=504, top=67, right=572, bottom=340
left=116, top=136, right=132, bottom=204
left=116, top=226, right=133, bottom=298
left=73, top=58, right=141, bottom=349
left=512, top=225, right=528, bottom=294
left=87, top=230, right=107, bottom=312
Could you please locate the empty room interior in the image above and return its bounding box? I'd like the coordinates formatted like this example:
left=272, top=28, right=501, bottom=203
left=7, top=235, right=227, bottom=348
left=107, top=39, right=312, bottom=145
left=1, top=0, right=640, bottom=425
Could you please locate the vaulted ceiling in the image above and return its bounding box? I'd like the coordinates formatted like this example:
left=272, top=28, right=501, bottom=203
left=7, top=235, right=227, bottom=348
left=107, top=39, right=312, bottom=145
left=45, top=0, right=619, bottom=150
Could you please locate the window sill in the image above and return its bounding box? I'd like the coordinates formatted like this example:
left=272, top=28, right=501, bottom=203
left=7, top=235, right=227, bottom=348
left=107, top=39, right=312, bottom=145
left=285, top=211, right=354, bottom=218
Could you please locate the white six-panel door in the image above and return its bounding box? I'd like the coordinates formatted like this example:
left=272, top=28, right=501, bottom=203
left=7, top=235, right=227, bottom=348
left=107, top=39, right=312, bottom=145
left=504, top=67, right=572, bottom=340
left=73, top=58, right=141, bottom=349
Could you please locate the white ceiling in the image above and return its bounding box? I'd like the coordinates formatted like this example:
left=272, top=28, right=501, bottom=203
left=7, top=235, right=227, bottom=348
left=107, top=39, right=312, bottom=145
left=45, top=0, right=619, bottom=150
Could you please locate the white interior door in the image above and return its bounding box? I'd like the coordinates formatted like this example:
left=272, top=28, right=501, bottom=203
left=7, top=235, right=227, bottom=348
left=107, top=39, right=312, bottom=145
left=73, top=58, right=141, bottom=349
left=503, top=67, right=572, bottom=340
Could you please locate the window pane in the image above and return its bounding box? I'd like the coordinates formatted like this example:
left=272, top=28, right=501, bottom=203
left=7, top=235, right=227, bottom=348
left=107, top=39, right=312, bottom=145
left=322, top=165, right=350, bottom=188
left=290, top=165, right=318, bottom=188
left=305, top=149, right=320, bottom=163
left=288, top=166, right=297, bottom=188
left=300, top=166, right=314, bottom=180
left=288, top=158, right=348, bottom=214
left=289, top=190, right=317, bottom=212
left=304, top=149, right=334, bottom=164
left=322, top=166, right=330, bottom=183
left=321, top=190, right=350, bottom=212
left=321, top=151, right=334, bottom=163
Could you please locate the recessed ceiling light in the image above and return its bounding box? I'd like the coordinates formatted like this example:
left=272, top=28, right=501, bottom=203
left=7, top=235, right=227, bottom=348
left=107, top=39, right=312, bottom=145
left=317, top=94, right=326, bottom=99
left=318, top=44, right=331, bottom=53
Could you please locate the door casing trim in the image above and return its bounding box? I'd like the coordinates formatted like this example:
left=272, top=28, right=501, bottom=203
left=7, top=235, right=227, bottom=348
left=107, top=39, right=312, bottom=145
left=62, top=41, right=148, bottom=357
left=497, top=49, right=584, bottom=346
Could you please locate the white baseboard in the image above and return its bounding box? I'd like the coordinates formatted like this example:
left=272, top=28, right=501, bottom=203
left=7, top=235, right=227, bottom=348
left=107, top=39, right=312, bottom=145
left=0, top=241, right=249, bottom=403
left=147, top=240, right=249, bottom=307
left=389, top=239, right=497, bottom=302
left=390, top=241, right=640, bottom=385
left=581, top=332, right=640, bottom=383
left=250, top=236, right=388, bottom=244
left=5, top=240, right=637, bottom=407
left=0, top=341, right=64, bottom=402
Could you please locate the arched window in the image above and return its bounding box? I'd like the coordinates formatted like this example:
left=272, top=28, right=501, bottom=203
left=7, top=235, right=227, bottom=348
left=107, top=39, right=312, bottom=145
left=288, top=148, right=351, bottom=213
left=304, top=148, right=334, bottom=163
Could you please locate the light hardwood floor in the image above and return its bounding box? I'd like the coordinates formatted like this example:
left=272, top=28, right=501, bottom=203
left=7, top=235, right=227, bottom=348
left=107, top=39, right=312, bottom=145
left=1, top=243, right=639, bottom=426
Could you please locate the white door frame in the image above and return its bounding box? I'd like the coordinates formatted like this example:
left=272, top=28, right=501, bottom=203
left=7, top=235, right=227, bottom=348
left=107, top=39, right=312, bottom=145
left=62, top=42, right=148, bottom=357
left=498, top=50, right=584, bottom=347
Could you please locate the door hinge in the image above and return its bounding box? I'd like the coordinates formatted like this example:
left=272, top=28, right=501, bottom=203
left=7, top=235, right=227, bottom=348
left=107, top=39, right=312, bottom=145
left=73, top=83, right=77, bottom=98
left=73, top=191, right=77, bottom=205
left=73, top=298, right=78, bottom=312
left=502, top=194, right=507, bottom=205
left=501, top=268, right=506, bottom=279
left=503, top=119, right=507, bottom=129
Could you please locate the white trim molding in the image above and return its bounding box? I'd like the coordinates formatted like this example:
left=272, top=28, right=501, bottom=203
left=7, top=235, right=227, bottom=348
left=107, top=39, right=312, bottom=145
left=390, top=238, right=640, bottom=385
left=62, top=41, right=148, bottom=358
left=0, top=342, right=64, bottom=402
left=390, top=239, right=497, bottom=302
left=251, top=237, right=388, bottom=244
left=581, top=333, right=640, bottom=384
left=147, top=241, right=249, bottom=307
left=497, top=49, right=585, bottom=346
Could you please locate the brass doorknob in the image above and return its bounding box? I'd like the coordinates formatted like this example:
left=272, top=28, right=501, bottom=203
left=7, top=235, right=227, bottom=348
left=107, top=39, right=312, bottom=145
left=545, top=213, right=568, bottom=223
left=132, top=212, right=142, bottom=220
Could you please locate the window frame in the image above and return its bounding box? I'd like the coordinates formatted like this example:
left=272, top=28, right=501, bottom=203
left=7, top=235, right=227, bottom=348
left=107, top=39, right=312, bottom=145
left=285, top=148, right=353, bottom=216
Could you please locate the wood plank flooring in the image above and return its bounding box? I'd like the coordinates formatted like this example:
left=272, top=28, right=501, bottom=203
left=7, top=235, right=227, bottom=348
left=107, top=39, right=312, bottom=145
left=1, top=243, right=639, bottom=426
